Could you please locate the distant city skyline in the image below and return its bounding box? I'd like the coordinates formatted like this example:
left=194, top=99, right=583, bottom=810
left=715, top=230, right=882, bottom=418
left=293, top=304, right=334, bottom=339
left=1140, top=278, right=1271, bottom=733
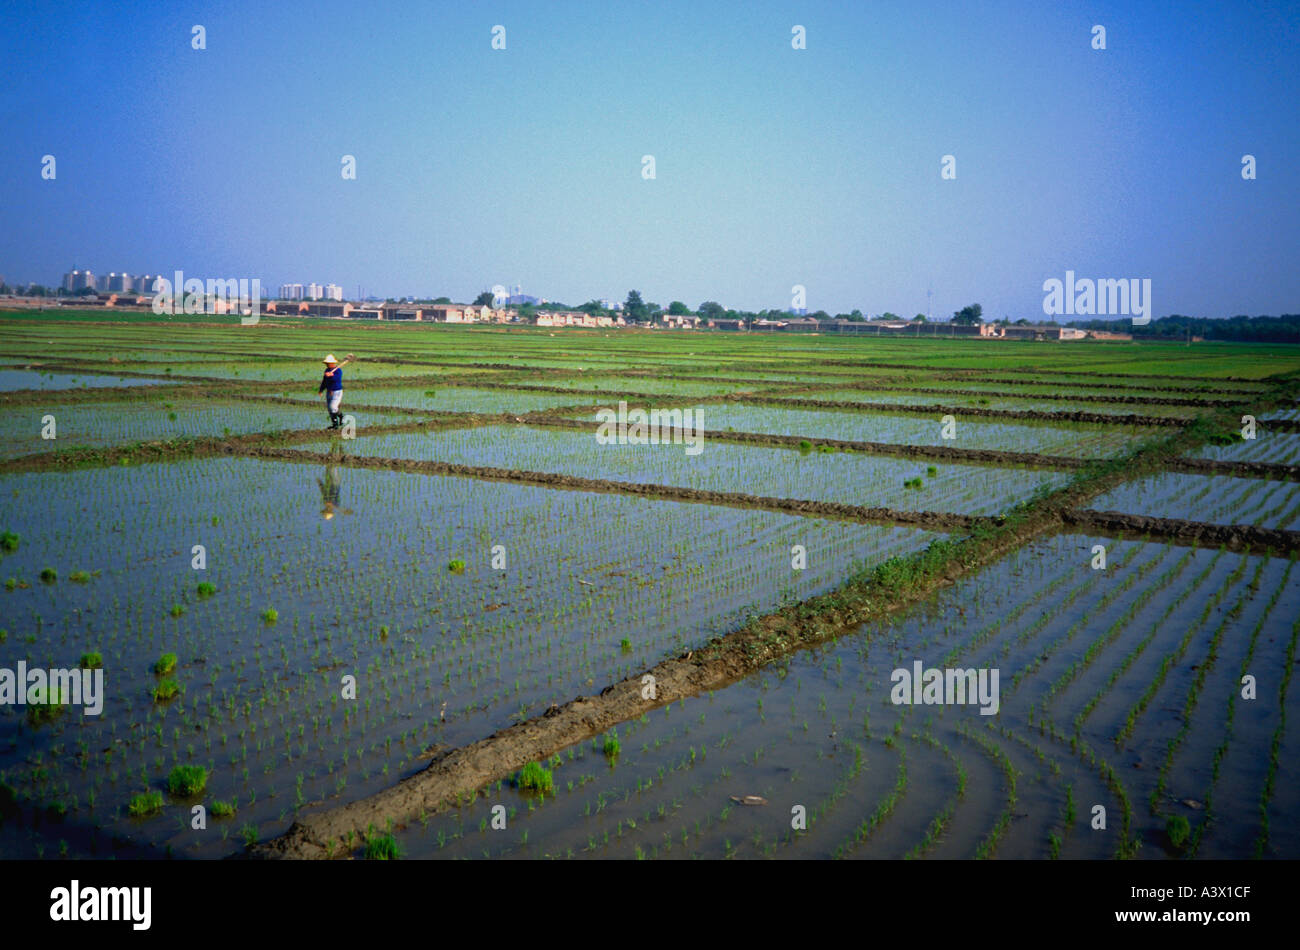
left=3, top=1, right=1297, bottom=319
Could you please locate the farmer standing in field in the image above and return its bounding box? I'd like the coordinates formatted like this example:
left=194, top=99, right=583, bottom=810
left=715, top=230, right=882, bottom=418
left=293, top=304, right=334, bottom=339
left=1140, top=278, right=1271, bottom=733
left=318, top=353, right=355, bottom=429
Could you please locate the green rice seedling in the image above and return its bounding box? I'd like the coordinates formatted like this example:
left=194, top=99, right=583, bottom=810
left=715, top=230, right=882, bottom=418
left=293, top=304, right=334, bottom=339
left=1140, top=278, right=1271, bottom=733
left=169, top=603, right=185, bottom=617
left=127, top=790, right=164, bottom=817
left=620, top=638, right=631, bottom=652
left=167, top=765, right=208, bottom=797
left=0, top=531, right=18, bottom=552
left=27, top=686, right=67, bottom=725
left=516, top=761, right=554, bottom=795
left=39, top=567, right=57, bottom=583
left=1166, top=815, right=1190, bottom=850
left=797, top=440, right=813, bottom=454
left=79, top=652, right=103, bottom=669
left=926, top=465, right=938, bottom=477
left=603, top=732, right=621, bottom=760
left=153, top=653, right=178, bottom=676
left=261, top=608, right=278, bottom=623
left=447, top=559, right=466, bottom=574
left=69, top=570, right=91, bottom=583
left=364, top=829, right=401, bottom=860
left=211, top=800, right=237, bottom=818
left=153, top=680, right=181, bottom=703
left=196, top=582, right=216, bottom=598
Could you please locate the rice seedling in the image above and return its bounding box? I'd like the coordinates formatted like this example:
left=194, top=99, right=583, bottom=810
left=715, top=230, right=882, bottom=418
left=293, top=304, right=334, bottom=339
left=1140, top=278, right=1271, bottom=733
left=516, top=761, right=554, bottom=795
left=127, top=790, right=164, bottom=817
left=167, top=765, right=208, bottom=797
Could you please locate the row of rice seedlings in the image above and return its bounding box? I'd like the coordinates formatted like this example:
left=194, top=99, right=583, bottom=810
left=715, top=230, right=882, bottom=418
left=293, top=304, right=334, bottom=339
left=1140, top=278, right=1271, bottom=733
left=957, top=724, right=1019, bottom=859
left=1114, top=552, right=1252, bottom=747
left=903, top=727, right=967, bottom=859
left=1253, top=610, right=1300, bottom=857
left=1003, top=542, right=1174, bottom=700
left=1149, top=556, right=1268, bottom=821
left=1187, top=556, right=1295, bottom=856
left=1036, top=546, right=1197, bottom=714
left=1090, top=472, right=1300, bottom=531
left=630, top=402, right=1153, bottom=460
left=1069, top=548, right=1229, bottom=738
left=950, top=539, right=1148, bottom=671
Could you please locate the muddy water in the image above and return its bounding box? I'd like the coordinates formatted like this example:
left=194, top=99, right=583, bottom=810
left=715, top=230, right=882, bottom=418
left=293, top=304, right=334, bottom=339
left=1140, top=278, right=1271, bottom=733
left=390, top=532, right=1296, bottom=860
left=0, top=456, right=934, bottom=859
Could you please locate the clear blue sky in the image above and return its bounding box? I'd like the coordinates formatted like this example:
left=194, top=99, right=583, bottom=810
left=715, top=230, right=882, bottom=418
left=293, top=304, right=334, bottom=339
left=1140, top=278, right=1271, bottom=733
left=1, top=0, right=1297, bottom=318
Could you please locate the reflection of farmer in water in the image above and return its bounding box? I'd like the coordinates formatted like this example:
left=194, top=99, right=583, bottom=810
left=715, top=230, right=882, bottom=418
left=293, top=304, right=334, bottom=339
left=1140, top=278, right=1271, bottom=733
left=316, top=464, right=353, bottom=520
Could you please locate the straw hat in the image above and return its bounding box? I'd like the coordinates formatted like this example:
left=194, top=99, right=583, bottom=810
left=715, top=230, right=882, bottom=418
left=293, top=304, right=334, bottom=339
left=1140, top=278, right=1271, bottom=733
left=322, top=354, right=339, bottom=365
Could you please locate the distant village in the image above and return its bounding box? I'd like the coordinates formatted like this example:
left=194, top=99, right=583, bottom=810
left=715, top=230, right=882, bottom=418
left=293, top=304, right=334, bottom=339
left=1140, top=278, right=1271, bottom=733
left=0, top=270, right=1137, bottom=340
left=0, top=290, right=1138, bottom=340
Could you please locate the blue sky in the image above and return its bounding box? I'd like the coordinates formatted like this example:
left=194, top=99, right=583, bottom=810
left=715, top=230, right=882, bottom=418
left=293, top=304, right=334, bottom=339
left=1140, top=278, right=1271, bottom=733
left=1, top=0, right=1297, bottom=318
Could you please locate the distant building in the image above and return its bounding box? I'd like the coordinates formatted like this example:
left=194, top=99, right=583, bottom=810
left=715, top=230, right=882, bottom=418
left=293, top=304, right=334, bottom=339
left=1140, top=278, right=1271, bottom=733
left=104, top=272, right=133, bottom=292
left=1084, top=330, right=1133, bottom=341
left=278, top=283, right=304, bottom=300
left=307, top=282, right=323, bottom=300
left=424, top=305, right=466, bottom=322
left=324, top=283, right=344, bottom=302
left=137, top=274, right=161, bottom=295
left=62, top=269, right=96, bottom=292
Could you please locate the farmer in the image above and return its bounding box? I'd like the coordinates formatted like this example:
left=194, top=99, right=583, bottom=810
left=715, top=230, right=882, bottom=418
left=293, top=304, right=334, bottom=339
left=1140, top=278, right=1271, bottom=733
left=317, top=353, right=355, bottom=429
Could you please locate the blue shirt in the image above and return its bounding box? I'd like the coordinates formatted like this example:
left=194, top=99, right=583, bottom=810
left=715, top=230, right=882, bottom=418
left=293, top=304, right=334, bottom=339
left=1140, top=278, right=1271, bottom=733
left=319, top=368, right=343, bottom=392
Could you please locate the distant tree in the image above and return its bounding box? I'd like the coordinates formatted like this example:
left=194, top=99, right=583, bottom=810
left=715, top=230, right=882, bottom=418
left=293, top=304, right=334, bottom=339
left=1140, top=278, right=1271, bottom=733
left=881, top=312, right=901, bottom=322
left=432, top=296, right=452, bottom=304
left=810, top=310, right=831, bottom=322
left=913, top=313, right=926, bottom=322
left=1014, top=318, right=1030, bottom=325
left=698, top=301, right=725, bottom=319
left=74, top=286, right=96, bottom=297
left=624, top=290, right=647, bottom=322
left=473, top=291, right=495, bottom=307
left=668, top=301, right=690, bottom=315
left=951, top=303, right=983, bottom=325
left=849, top=309, right=864, bottom=322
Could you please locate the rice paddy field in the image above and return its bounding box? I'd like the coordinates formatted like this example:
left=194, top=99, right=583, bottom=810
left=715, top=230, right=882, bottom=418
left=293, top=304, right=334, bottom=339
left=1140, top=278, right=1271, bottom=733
left=1, top=313, right=1298, bottom=862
